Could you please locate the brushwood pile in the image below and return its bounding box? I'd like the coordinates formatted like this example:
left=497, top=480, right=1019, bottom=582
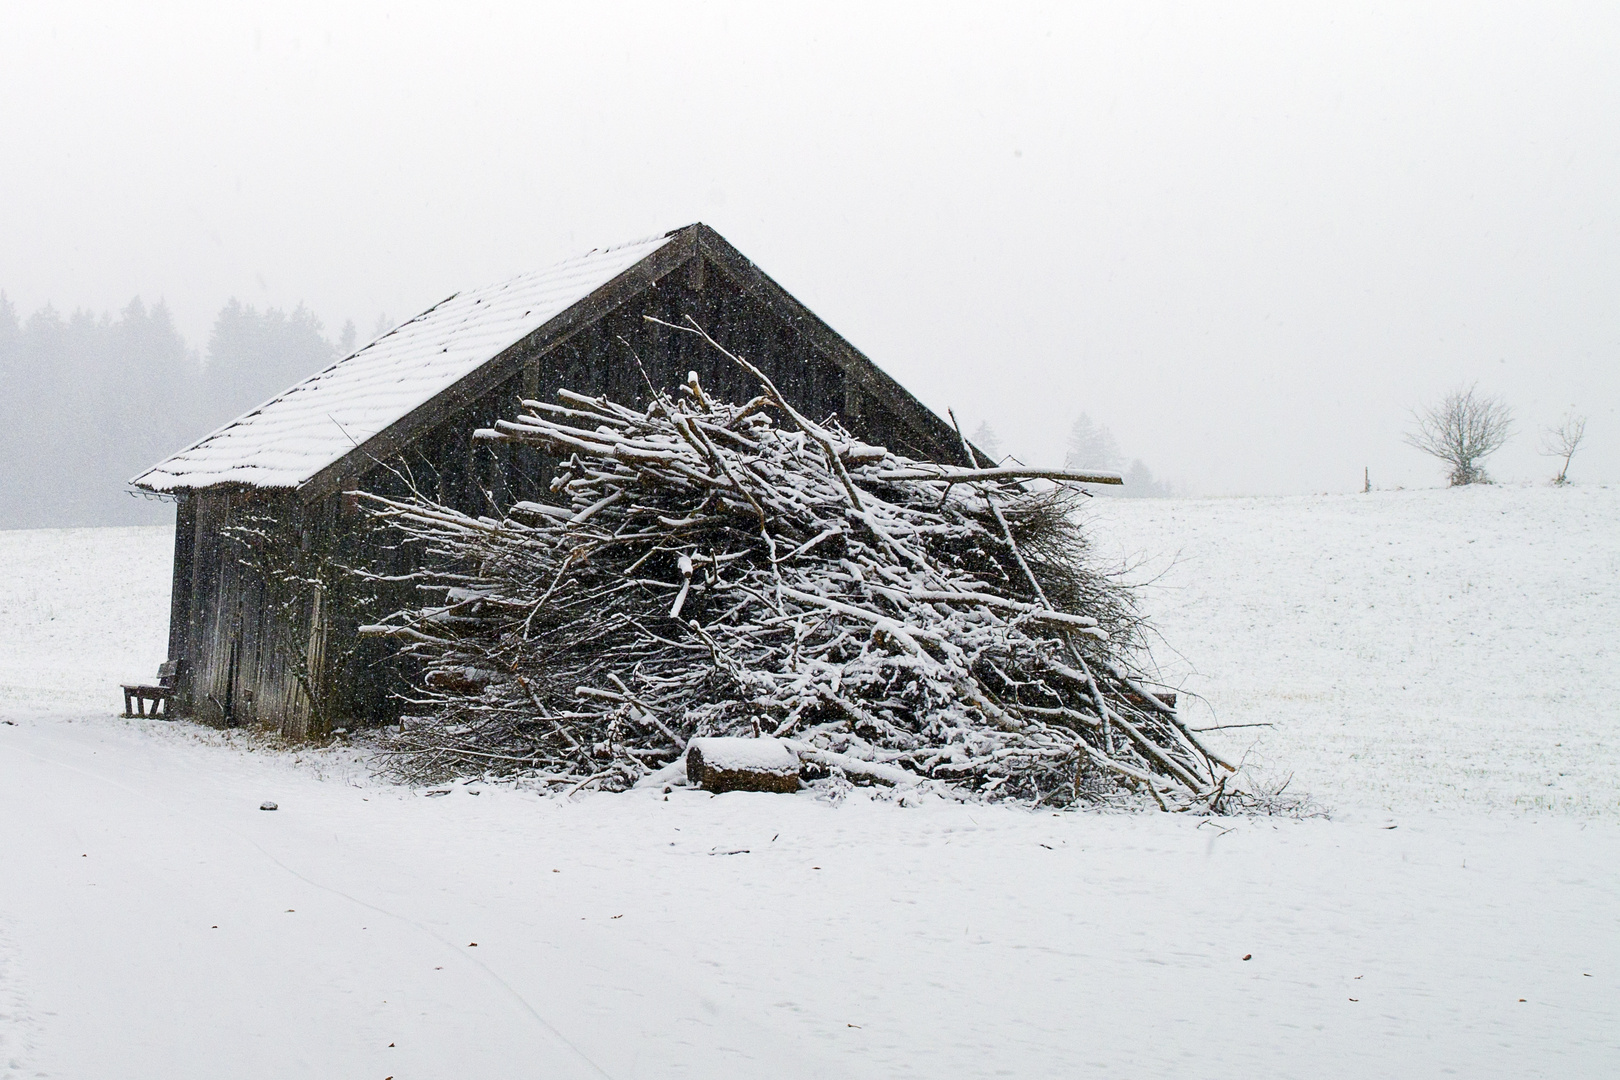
left=360, top=325, right=1233, bottom=808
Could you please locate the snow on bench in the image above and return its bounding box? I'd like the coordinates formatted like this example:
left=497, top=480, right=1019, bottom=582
left=121, top=660, right=180, bottom=719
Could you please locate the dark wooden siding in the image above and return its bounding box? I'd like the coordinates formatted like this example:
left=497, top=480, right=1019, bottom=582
left=171, top=489, right=294, bottom=730
left=172, top=255, right=943, bottom=738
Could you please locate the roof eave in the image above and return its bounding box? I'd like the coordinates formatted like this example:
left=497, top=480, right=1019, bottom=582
left=289, top=225, right=702, bottom=503
left=136, top=221, right=967, bottom=502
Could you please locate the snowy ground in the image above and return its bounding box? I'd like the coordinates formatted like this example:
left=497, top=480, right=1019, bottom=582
left=1087, top=483, right=1620, bottom=819
left=2, top=488, right=1617, bottom=1079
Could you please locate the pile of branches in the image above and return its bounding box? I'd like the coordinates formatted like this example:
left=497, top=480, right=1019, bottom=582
left=358, top=321, right=1232, bottom=808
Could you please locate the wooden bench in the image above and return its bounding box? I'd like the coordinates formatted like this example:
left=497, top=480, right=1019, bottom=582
left=122, top=660, right=180, bottom=719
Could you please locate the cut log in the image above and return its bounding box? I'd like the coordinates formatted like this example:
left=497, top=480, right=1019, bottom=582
left=686, top=737, right=801, bottom=794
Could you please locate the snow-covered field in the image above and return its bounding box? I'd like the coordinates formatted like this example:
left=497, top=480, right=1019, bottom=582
left=2, top=487, right=1617, bottom=1079
left=1088, top=484, right=1620, bottom=818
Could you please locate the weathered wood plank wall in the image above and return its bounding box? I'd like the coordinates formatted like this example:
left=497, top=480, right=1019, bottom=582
left=169, top=253, right=950, bottom=738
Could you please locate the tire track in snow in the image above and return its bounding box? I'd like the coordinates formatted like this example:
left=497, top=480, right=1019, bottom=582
left=0, top=917, right=37, bottom=1080
left=0, top=737, right=614, bottom=1080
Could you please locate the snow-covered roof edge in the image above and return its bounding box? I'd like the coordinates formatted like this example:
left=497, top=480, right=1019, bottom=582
left=129, top=289, right=458, bottom=491
left=130, top=229, right=685, bottom=495
left=131, top=223, right=968, bottom=498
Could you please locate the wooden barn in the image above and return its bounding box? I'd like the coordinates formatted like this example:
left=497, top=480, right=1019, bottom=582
left=131, top=224, right=971, bottom=738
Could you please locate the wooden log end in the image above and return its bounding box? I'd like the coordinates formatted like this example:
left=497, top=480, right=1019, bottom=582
left=686, top=737, right=802, bottom=794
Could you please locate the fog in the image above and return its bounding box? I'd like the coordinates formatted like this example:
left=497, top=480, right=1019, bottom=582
left=3, top=1, right=1616, bottom=517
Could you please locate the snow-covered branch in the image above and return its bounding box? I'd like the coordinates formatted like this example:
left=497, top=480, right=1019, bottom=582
left=357, top=353, right=1218, bottom=808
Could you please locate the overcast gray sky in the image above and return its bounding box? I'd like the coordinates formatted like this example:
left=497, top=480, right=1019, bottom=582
left=3, top=1, right=1615, bottom=494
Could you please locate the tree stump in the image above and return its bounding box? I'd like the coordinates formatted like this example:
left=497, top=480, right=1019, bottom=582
left=686, top=737, right=801, bottom=794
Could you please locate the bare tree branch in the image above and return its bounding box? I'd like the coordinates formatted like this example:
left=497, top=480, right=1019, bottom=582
left=1404, top=383, right=1513, bottom=486
left=355, top=338, right=1218, bottom=809
left=1539, top=412, right=1587, bottom=486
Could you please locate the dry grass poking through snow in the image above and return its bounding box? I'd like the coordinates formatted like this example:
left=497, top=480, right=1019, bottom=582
left=0, top=524, right=173, bottom=718
left=1087, top=483, right=1620, bottom=819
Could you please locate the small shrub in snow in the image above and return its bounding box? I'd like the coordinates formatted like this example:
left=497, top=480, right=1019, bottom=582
left=1405, top=384, right=1514, bottom=486
left=1540, top=413, right=1587, bottom=486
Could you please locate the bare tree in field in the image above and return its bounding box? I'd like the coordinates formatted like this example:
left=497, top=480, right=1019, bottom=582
left=1404, top=384, right=1514, bottom=486
left=1539, top=413, right=1587, bottom=486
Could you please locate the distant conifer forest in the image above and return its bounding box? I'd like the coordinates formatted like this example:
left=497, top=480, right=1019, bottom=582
left=0, top=294, right=387, bottom=528
left=0, top=293, right=1181, bottom=529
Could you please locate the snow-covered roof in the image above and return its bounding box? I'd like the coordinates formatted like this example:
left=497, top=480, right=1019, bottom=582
left=133, top=232, right=675, bottom=493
